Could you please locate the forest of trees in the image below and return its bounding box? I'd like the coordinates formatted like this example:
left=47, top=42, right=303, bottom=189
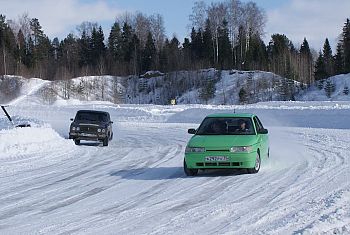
left=0, top=0, right=350, bottom=87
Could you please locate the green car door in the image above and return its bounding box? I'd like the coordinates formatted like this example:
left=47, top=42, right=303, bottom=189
left=253, top=115, right=269, bottom=159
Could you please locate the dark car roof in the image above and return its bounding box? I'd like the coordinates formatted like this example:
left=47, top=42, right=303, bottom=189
left=206, top=113, right=255, bottom=118
left=77, top=110, right=109, bottom=115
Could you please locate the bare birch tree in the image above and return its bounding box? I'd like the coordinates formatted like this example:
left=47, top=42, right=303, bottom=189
left=189, top=1, right=208, bottom=31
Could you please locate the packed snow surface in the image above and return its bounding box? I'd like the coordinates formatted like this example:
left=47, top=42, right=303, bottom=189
left=0, top=96, right=350, bottom=234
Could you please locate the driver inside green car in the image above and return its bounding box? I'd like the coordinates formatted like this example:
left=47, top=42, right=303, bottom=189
left=236, top=119, right=250, bottom=133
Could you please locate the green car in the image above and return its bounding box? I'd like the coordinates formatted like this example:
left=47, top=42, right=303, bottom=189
left=184, top=113, right=269, bottom=176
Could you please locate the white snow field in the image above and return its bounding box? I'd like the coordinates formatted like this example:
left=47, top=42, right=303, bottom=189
left=1, top=93, right=350, bottom=234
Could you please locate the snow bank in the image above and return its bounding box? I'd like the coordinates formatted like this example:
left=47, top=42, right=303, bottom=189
left=0, top=125, right=73, bottom=159
left=53, top=98, right=115, bottom=106
left=0, top=116, right=42, bottom=130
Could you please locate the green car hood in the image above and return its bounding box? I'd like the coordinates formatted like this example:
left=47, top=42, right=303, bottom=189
left=188, top=135, right=258, bottom=148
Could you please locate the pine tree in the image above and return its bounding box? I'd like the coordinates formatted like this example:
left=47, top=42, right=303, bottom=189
left=334, top=42, right=344, bottom=75
left=121, top=22, right=134, bottom=63
left=190, top=27, right=203, bottom=63
left=199, top=79, right=216, bottom=104
left=238, top=87, right=247, bottom=104
left=30, top=18, right=52, bottom=77
left=26, top=37, right=35, bottom=68
left=300, top=38, right=311, bottom=56
left=61, top=33, right=80, bottom=77
left=324, top=80, right=333, bottom=98
left=91, top=26, right=106, bottom=70
left=343, top=19, right=350, bottom=73
left=246, top=34, right=268, bottom=71
left=78, top=30, right=92, bottom=68
left=322, top=38, right=334, bottom=77
left=267, top=34, right=290, bottom=77
left=142, top=32, right=157, bottom=72
left=0, top=14, right=18, bottom=75
left=314, top=51, right=327, bottom=80
left=217, top=20, right=232, bottom=69
left=182, top=38, right=192, bottom=70
left=317, top=80, right=324, bottom=90
left=108, top=22, right=122, bottom=59
left=343, top=86, right=349, bottom=95
left=30, top=18, right=45, bottom=47
left=203, top=19, right=214, bottom=67
left=159, top=38, right=170, bottom=72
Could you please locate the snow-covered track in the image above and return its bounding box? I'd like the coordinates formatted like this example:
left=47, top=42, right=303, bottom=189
left=0, top=105, right=349, bottom=234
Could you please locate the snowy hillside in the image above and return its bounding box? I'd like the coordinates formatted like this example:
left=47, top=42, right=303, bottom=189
left=2, top=71, right=350, bottom=106
left=178, top=70, right=301, bottom=104
left=298, top=73, right=350, bottom=101
left=0, top=75, right=126, bottom=106
left=1, top=93, right=350, bottom=234
left=1, top=70, right=302, bottom=105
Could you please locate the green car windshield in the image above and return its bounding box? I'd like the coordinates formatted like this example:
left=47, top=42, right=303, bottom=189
left=196, top=117, right=255, bottom=135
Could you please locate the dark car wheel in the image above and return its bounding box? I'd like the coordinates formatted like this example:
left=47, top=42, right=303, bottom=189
left=247, top=152, right=261, bottom=174
left=103, top=137, right=109, bottom=146
left=184, top=159, right=198, bottom=176
left=74, top=139, right=80, bottom=145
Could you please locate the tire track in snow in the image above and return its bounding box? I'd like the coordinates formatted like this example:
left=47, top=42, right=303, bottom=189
left=1, top=124, right=350, bottom=234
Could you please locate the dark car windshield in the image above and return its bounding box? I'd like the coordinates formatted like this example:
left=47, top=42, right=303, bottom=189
left=75, top=112, right=108, bottom=122
left=196, top=117, right=255, bottom=135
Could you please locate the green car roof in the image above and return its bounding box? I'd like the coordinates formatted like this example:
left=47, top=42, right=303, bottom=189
left=205, top=113, right=255, bottom=118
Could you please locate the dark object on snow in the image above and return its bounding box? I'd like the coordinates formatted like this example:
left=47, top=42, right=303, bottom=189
left=1, top=105, right=12, bottom=122
left=1, top=105, right=31, bottom=128
left=69, top=110, right=113, bottom=146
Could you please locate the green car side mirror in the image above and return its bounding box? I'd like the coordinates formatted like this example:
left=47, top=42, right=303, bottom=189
left=188, top=129, right=196, bottom=134
left=259, top=129, right=268, bottom=134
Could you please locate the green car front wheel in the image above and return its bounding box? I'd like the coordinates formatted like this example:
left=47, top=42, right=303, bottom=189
left=247, top=152, right=261, bottom=174
left=184, top=159, right=198, bottom=176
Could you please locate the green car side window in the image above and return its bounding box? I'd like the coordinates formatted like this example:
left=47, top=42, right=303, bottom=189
left=253, top=116, right=266, bottom=133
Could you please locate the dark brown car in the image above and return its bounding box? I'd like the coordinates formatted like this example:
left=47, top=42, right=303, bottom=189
left=69, top=110, right=113, bottom=146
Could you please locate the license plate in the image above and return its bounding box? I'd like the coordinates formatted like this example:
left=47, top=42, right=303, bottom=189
left=81, top=133, right=96, bottom=137
left=205, top=156, right=228, bottom=162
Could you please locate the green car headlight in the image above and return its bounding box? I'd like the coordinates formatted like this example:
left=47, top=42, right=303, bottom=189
left=185, top=147, right=205, bottom=153
left=230, top=146, right=253, bottom=153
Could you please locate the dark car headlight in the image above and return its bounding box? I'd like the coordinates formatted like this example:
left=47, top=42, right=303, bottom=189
left=97, top=128, right=106, bottom=133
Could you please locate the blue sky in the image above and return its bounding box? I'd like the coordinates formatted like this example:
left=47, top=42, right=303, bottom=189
left=85, top=0, right=287, bottom=41
left=2, top=0, right=350, bottom=50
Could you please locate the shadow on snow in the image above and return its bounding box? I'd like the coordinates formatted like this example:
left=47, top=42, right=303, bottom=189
left=109, top=167, right=248, bottom=181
